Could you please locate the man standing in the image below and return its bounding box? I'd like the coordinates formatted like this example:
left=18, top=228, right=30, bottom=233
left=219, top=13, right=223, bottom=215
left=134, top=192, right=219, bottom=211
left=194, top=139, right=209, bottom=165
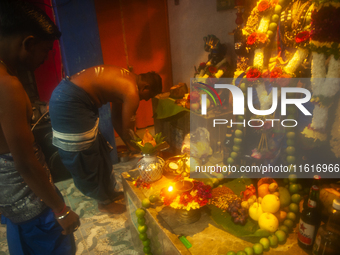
left=0, top=1, right=80, bottom=254
left=49, top=65, right=162, bottom=214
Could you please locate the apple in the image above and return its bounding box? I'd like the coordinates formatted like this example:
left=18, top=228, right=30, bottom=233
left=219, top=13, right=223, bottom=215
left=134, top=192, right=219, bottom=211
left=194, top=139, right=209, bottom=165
left=258, top=212, right=279, bottom=233
left=191, top=102, right=200, bottom=111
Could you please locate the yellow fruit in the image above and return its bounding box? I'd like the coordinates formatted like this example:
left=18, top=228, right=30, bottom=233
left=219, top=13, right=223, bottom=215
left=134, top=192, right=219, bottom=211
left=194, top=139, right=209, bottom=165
left=273, top=192, right=280, bottom=197
left=258, top=212, right=279, bottom=233
left=249, top=202, right=263, bottom=221
left=268, top=183, right=278, bottom=193
left=261, top=194, right=281, bottom=213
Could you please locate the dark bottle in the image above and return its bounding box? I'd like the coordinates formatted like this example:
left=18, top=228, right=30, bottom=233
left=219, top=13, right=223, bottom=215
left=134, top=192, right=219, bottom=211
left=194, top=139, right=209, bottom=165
left=223, top=126, right=233, bottom=165
left=298, top=175, right=321, bottom=250
left=234, top=25, right=246, bottom=56
left=313, top=199, right=340, bottom=255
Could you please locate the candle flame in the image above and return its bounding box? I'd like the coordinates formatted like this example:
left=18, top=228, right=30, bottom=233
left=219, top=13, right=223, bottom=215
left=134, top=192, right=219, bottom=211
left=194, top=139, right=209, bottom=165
left=168, top=186, right=173, bottom=192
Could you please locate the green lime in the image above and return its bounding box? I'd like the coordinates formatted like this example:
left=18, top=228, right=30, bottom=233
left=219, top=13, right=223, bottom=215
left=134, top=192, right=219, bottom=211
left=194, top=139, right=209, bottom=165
left=289, top=184, right=299, bottom=194
left=291, top=194, right=302, bottom=204
left=231, top=152, right=238, bottom=159
left=240, top=83, right=247, bottom=92
left=142, top=239, right=151, bottom=246
left=149, top=195, right=158, bottom=203
left=272, top=14, right=279, bottom=22
left=138, top=225, right=148, bottom=234
left=234, top=138, right=243, bottom=145
left=244, top=247, right=254, bottom=255
left=227, top=157, right=235, bottom=165
left=259, top=237, right=270, bottom=250
left=235, top=130, right=243, bottom=138
left=287, top=156, right=296, bottom=164
left=287, top=139, right=295, bottom=146
left=237, top=116, right=245, bottom=121
left=286, top=212, right=297, bottom=222
left=268, top=234, right=278, bottom=247
left=283, top=178, right=289, bottom=184
left=289, top=203, right=299, bottom=214
left=236, top=251, right=247, bottom=255
left=227, top=252, right=237, bottom=255
left=138, top=217, right=146, bottom=225
left=136, top=208, right=146, bottom=218
left=139, top=233, right=148, bottom=241
left=274, top=5, right=282, bottom=14
left=142, top=198, right=151, bottom=208
left=278, top=186, right=291, bottom=208
left=279, top=225, right=289, bottom=234
left=286, top=132, right=296, bottom=139
left=252, top=243, right=263, bottom=254
left=143, top=246, right=151, bottom=253
left=233, top=146, right=241, bottom=152
left=267, top=30, right=274, bottom=38
left=236, top=124, right=244, bottom=130
left=298, top=183, right=303, bottom=191
left=283, top=219, right=294, bottom=229
left=275, top=230, right=287, bottom=243
left=288, top=174, right=298, bottom=183
left=269, top=22, right=278, bottom=31
left=286, top=146, right=296, bottom=155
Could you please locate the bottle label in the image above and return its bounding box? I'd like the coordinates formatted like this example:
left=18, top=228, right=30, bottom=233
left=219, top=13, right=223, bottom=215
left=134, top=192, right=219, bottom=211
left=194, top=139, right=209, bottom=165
left=298, top=219, right=316, bottom=245
left=312, top=185, right=319, bottom=191
left=308, top=199, right=317, bottom=208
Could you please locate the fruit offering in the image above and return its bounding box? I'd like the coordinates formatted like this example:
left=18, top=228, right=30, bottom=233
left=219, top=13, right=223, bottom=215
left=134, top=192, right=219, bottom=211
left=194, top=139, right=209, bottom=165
left=227, top=198, right=249, bottom=225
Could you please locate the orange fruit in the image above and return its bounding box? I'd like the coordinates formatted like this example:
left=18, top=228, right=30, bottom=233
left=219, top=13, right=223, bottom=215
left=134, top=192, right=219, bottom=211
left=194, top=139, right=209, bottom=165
left=258, top=184, right=270, bottom=198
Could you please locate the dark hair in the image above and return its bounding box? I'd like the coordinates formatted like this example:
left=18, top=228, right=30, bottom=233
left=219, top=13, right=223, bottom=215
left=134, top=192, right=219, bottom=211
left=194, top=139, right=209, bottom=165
left=140, top=71, right=162, bottom=96
left=0, top=0, right=61, bottom=40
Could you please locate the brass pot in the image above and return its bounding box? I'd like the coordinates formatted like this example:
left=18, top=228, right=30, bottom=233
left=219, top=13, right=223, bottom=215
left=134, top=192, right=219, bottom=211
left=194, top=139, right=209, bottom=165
left=177, top=208, right=201, bottom=224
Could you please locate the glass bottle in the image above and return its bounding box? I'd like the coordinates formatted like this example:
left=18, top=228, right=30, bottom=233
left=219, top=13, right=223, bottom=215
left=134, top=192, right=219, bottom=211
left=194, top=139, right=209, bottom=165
left=312, top=199, right=340, bottom=255
left=298, top=175, right=321, bottom=250
left=223, top=126, right=233, bottom=165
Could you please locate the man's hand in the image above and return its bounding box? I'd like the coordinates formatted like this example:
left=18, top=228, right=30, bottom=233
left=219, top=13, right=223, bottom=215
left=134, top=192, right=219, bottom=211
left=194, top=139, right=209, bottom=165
left=56, top=210, right=80, bottom=235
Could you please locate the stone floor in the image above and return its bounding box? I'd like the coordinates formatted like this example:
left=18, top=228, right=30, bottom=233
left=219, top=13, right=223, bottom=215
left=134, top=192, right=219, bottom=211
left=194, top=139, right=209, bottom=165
left=0, top=127, right=155, bottom=255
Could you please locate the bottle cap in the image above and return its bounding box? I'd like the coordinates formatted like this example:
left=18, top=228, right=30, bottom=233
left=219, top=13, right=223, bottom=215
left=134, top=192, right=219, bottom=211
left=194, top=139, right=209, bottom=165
left=314, top=175, right=321, bottom=180
left=333, top=198, right=340, bottom=210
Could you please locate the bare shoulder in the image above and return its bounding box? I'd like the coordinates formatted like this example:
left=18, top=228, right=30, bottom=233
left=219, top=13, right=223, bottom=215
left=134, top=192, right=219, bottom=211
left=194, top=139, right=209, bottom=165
left=0, top=74, right=26, bottom=108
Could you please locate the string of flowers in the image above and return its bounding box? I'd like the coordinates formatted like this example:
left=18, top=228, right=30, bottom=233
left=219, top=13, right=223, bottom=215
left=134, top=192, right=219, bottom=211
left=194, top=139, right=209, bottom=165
left=302, top=1, right=340, bottom=142
left=161, top=180, right=212, bottom=211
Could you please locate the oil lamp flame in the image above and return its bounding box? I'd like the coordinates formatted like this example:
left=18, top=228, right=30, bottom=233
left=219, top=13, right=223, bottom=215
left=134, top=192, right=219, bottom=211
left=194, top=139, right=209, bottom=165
left=168, top=186, right=173, bottom=192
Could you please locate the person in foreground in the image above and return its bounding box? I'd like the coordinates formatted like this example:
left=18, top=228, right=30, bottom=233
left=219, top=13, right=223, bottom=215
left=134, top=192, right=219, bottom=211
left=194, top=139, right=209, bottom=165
left=0, top=1, right=80, bottom=254
left=49, top=65, right=162, bottom=214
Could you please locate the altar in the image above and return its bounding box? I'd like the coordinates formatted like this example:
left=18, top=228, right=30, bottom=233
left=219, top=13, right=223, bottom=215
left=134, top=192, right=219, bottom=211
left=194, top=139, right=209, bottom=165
left=121, top=169, right=311, bottom=255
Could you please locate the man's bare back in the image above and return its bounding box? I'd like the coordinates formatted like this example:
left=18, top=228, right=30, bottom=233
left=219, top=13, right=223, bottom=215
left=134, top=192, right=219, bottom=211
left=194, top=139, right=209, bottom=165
left=68, top=65, right=140, bottom=108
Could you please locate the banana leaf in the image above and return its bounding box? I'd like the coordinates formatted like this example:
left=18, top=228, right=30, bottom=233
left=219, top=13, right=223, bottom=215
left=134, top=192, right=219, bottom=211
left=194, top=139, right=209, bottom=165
left=207, top=178, right=271, bottom=243
left=131, top=132, right=165, bottom=154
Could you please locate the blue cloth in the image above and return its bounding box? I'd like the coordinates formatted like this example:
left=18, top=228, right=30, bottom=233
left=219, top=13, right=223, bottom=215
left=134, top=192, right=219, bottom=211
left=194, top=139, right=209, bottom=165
left=49, top=78, right=117, bottom=204
left=1, top=208, right=75, bottom=255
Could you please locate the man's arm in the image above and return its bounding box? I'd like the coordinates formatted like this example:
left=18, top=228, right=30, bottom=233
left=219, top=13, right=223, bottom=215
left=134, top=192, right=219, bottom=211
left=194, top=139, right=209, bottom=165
left=111, top=92, right=140, bottom=152
left=0, top=78, right=80, bottom=234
